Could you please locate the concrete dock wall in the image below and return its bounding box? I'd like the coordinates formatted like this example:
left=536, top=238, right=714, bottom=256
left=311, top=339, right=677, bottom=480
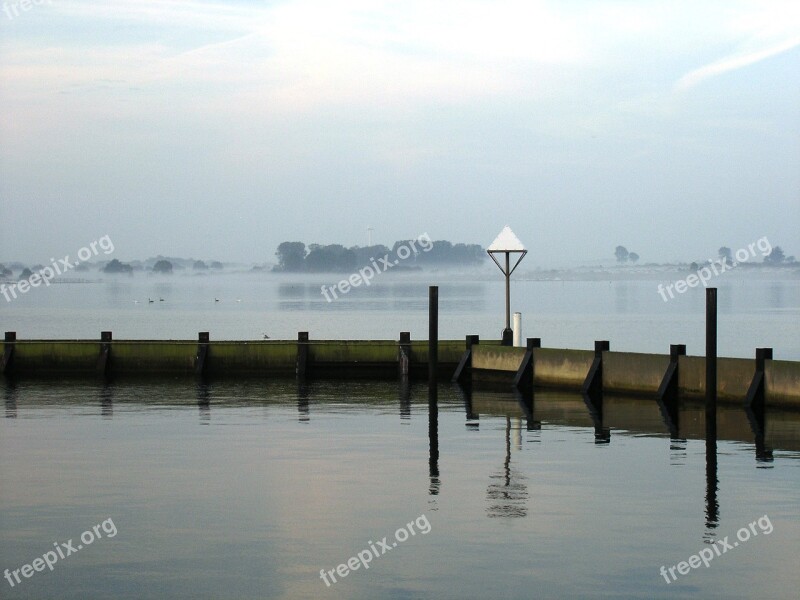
left=765, top=360, right=800, bottom=406
left=3, top=337, right=799, bottom=408
left=677, top=356, right=754, bottom=400
left=602, top=352, right=668, bottom=396
left=470, top=345, right=800, bottom=409
left=0, top=338, right=463, bottom=379
left=533, top=348, right=596, bottom=389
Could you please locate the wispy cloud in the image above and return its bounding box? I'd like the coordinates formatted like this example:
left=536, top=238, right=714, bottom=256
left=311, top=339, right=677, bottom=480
left=675, top=36, right=800, bottom=92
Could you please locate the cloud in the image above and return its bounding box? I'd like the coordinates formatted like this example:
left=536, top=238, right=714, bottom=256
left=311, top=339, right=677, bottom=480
left=674, top=36, right=800, bottom=92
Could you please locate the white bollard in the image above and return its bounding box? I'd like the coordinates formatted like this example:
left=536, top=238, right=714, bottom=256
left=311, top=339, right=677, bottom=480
left=513, top=312, right=522, bottom=347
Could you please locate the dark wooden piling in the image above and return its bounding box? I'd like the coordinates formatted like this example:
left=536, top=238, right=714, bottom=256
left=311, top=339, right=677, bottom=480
left=582, top=340, right=609, bottom=400
left=97, top=331, right=112, bottom=376
left=452, top=334, right=479, bottom=383
left=657, top=344, right=685, bottom=403
left=745, top=347, right=772, bottom=409
left=706, top=288, right=717, bottom=439
left=705, top=292, right=719, bottom=531
left=398, top=331, right=411, bottom=377
left=296, top=332, right=309, bottom=379
left=513, top=337, right=540, bottom=391
left=745, top=347, right=773, bottom=462
left=195, top=332, right=209, bottom=377
left=1, top=332, right=16, bottom=375
left=656, top=344, right=685, bottom=438
left=429, top=286, right=438, bottom=386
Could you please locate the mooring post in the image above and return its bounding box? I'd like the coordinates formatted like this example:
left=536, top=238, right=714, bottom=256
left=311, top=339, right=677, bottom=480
left=705, top=291, right=720, bottom=530
left=513, top=337, right=540, bottom=391
left=745, top=347, right=773, bottom=462
left=1, top=332, right=16, bottom=375
left=656, top=343, right=685, bottom=437
left=581, top=340, right=609, bottom=443
left=429, top=286, right=438, bottom=386
left=755, top=347, right=772, bottom=373
left=657, top=344, right=686, bottom=403
left=399, top=331, right=411, bottom=377
left=706, top=288, right=717, bottom=439
left=98, top=331, right=112, bottom=376
left=582, top=340, right=609, bottom=400
left=297, top=331, right=309, bottom=379
left=452, top=334, right=479, bottom=384
left=745, top=347, right=772, bottom=408
left=195, top=332, right=210, bottom=377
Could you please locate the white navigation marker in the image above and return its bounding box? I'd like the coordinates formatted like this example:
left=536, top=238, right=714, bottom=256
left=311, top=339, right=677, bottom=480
left=487, top=226, right=527, bottom=345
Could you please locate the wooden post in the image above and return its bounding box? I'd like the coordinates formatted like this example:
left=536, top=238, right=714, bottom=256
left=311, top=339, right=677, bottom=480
left=582, top=340, right=609, bottom=400
left=657, top=344, right=685, bottom=402
left=97, top=331, right=112, bottom=376
left=513, top=337, right=540, bottom=391
left=744, top=347, right=773, bottom=462
left=706, top=288, right=717, bottom=439
left=195, top=332, right=209, bottom=377
left=745, top=347, right=772, bottom=409
left=297, top=332, right=309, bottom=379
left=1, top=332, right=16, bottom=375
left=452, top=334, right=479, bottom=383
left=399, top=331, right=411, bottom=377
left=656, top=344, right=685, bottom=438
left=428, top=286, right=438, bottom=386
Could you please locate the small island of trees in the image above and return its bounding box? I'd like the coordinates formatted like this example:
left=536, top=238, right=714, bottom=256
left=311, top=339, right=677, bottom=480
left=273, top=239, right=485, bottom=273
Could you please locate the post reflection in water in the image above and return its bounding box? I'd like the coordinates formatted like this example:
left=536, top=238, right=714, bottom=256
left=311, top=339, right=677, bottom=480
left=513, top=388, right=540, bottom=432
left=460, top=383, right=479, bottom=428
left=399, top=376, right=411, bottom=422
left=745, top=403, right=774, bottom=465
left=428, top=383, right=440, bottom=501
left=100, top=383, right=113, bottom=419
left=486, top=416, right=529, bottom=518
left=197, top=381, right=211, bottom=423
left=4, top=379, right=17, bottom=419
left=297, top=382, right=310, bottom=423
left=582, top=391, right=610, bottom=444
left=705, top=406, right=719, bottom=541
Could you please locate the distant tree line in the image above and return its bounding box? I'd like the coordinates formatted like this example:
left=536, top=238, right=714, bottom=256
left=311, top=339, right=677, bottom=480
left=615, top=243, right=796, bottom=266
left=719, top=245, right=795, bottom=265
left=274, top=240, right=486, bottom=273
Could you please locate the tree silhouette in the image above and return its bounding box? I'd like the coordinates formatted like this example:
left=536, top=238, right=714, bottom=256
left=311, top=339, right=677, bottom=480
left=274, top=242, right=307, bottom=272
left=153, top=260, right=173, bottom=274
left=103, top=259, right=133, bottom=274
left=764, top=246, right=786, bottom=264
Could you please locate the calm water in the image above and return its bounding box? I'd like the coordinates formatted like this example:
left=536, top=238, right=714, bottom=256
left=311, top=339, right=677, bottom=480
left=1, top=379, right=799, bottom=599
left=2, top=271, right=799, bottom=598
left=1, top=270, right=799, bottom=359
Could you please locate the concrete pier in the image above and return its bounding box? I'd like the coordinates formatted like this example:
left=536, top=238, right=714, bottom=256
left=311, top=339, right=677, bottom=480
left=2, top=333, right=798, bottom=408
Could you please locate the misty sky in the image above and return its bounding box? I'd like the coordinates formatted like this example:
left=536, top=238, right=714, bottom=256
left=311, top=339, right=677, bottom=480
left=1, top=0, right=798, bottom=267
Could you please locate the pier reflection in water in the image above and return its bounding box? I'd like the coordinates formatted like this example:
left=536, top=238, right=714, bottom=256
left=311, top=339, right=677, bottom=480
left=1, top=378, right=799, bottom=600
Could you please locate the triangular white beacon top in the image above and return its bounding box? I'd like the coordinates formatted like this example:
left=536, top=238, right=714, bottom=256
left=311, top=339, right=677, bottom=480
left=488, top=226, right=525, bottom=251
